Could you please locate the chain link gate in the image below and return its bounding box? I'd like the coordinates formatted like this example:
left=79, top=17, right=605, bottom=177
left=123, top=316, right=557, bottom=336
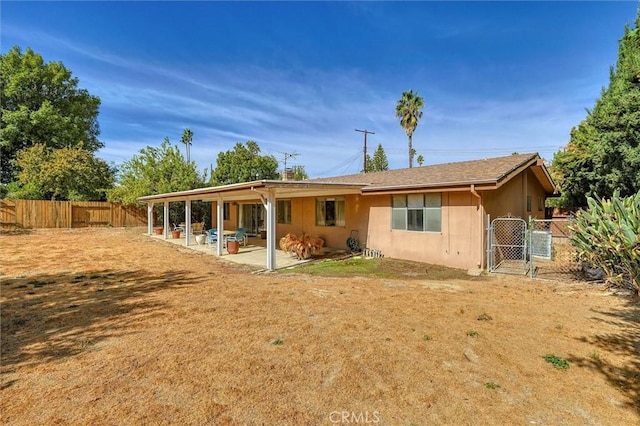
left=529, top=218, right=581, bottom=279
left=487, top=217, right=529, bottom=275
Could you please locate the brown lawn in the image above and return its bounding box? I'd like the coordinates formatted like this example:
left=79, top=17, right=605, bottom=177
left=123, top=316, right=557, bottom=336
left=1, top=227, right=638, bottom=425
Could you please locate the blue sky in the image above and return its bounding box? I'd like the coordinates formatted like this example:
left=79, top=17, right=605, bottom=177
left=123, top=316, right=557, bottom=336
left=2, top=1, right=638, bottom=178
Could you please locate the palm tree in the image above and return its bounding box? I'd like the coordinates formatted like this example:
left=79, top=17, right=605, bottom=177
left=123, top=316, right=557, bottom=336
left=181, top=128, right=193, bottom=163
left=395, top=90, right=424, bottom=168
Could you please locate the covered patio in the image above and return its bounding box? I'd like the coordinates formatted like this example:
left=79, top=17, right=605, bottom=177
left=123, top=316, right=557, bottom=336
left=149, top=233, right=312, bottom=270
left=138, top=180, right=365, bottom=271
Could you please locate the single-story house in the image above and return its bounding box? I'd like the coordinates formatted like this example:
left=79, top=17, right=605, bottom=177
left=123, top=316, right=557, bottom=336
left=138, top=152, right=556, bottom=271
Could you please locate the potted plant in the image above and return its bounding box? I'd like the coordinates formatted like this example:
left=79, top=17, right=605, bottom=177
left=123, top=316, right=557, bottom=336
left=227, top=238, right=240, bottom=254
left=171, top=229, right=181, bottom=239
left=154, top=226, right=163, bottom=235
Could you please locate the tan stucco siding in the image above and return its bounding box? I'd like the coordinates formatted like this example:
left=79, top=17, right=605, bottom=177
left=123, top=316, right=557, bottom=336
left=276, top=198, right=305, bottom=237
left=365, top=192, right=483, bottom=270
left=279, top=194, right=374, bottom=250
left=209, top=201, right=240, bottom=230
left=526, top=169, right=547, bottom=219
left=483, top=173, right=526, bottom=219
left=483, top=169, right=549, bottom=221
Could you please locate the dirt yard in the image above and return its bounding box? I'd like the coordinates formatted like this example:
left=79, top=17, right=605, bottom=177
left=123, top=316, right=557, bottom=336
left=1, top=228, right=638, bottom=425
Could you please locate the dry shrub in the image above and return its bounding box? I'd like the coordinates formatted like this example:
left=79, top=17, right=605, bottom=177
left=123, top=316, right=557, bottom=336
left=279, top=233, right=324, bottom=259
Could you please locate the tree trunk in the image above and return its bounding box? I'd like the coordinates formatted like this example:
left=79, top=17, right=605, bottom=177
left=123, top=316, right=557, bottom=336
left=408, top=134, right=413, bottom=168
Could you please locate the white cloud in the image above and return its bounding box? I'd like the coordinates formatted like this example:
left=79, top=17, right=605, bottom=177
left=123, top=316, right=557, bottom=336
left=5, top=18, right=611, bottom=178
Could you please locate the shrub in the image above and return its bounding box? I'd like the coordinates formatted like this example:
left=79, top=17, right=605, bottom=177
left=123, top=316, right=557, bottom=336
left=570, top=190, right=640, bottom=296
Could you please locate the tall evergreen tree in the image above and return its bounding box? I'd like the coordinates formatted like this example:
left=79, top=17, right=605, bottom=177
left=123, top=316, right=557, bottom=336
left=366, top=143, right=389, bottom=172
left=395, top=90, right=424, bottom=168
left=552, top=11, right=640, bottom=206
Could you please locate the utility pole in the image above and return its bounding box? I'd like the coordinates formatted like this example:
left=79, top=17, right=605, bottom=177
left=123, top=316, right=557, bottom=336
left=279, top=151, right=299, bottom=180
left=355, top=129, right=375, bottom=173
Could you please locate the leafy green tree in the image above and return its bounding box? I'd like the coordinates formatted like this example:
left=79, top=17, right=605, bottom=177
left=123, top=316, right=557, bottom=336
left=290, top=165, right=309, bottom=180
left=552, top=12, right=640, bottom=206
left=395, top=90, right=424, bottom=168
left=416, top=154, right=424, bottom=166
left=365, top=144, right=389, bottom=172
left=108, top=138, right=205, bottom=205
left=0, top=46, right=102, bottom=183
left=211, top=141, right=279, bottom=184
left=7, top=143, right=114, bottom=200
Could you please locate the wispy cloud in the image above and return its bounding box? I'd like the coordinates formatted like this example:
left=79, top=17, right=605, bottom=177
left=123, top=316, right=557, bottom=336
left=90, top=56, right=591, bottom=175
left=3, top=2, right=622, bottom=178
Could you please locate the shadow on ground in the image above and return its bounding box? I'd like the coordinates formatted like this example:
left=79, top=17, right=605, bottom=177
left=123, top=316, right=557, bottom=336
left=0, top=228, right=33, bottom=236
left=0, top=268, right=208, bottom=389
left=569, top=299, right=640, bottom=414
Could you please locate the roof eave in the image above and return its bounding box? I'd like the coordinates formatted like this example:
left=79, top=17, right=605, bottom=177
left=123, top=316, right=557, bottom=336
left=136, top=180, right=267, bottom=202
left=361, top=179, right=497, bottom=194
left=136, top=180, right=369, bottom=203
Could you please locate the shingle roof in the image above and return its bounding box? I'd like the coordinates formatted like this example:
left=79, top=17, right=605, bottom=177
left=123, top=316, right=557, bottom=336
left=308, top=153, right=545, bottom=192
left=138, top=153, right=555, bottom=203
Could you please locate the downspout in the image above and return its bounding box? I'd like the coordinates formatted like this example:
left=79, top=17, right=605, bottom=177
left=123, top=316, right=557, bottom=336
left=470, top=184, right=480, bottom=200
left=470, top=185, right=483, bottom=270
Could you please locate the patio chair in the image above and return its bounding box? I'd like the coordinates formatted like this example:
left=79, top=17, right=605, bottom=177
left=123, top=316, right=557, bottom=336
left=234, top=228, right=248, bottom=246
left=206, top=228, right=218, bottom=249
left=191, top=221, right=205, bottom=235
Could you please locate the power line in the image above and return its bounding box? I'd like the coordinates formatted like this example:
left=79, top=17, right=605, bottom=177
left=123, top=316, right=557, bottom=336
left=315, top=150, right=362, bottom=177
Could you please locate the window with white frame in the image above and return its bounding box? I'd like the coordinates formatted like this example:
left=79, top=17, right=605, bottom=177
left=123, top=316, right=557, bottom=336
left=277, top=199, right=291, bottom=224
left=316, top=197, right=345, bottom=227
left=391, top=193, right=441, bottom=232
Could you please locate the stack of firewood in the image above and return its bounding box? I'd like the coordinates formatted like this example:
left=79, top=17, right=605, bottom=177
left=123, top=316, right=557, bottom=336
left=279, top=233, right=325, bottom=260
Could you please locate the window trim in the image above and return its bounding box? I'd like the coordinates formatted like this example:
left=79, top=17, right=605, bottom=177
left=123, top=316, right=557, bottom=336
left=391, top=193, right=442, bottom=233
left=277, top=199, right=292, bottom=224
left=316, top=197, right=345, bottom=227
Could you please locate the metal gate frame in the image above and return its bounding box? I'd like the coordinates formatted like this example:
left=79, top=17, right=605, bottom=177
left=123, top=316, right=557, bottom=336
left=528, top=217, right=580, bottom=279
left=487, top=217, right=529, bottom=275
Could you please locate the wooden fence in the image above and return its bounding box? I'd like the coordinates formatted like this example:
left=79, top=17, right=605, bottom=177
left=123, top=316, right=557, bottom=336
left=0, top=199, right=147, bottom=229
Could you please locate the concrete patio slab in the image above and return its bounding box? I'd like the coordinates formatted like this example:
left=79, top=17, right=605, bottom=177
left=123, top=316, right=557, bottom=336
left=149, top=234, right=311, bottom=270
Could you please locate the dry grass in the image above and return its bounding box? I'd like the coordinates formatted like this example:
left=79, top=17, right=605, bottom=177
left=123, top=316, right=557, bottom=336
left=1, top=227, right=638, bottom=425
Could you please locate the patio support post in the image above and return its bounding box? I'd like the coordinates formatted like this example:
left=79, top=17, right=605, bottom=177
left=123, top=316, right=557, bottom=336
left=265, top=190, right=276, bottom=271
left=185, top=200, right=191, bottom=246
left=216, top=198, right=224, bottom=256
left=147, top=202, right=153, bottom=235
left=163, top=201, right=169, bottom=239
